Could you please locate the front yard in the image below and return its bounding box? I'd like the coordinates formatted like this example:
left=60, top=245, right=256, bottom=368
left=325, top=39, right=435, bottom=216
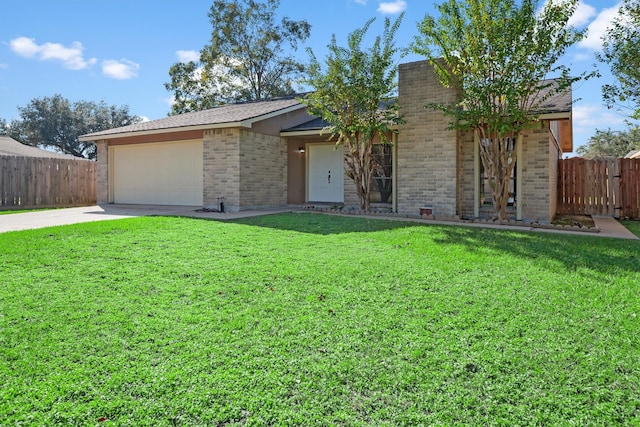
left=1, top=213, right=638, bottom=425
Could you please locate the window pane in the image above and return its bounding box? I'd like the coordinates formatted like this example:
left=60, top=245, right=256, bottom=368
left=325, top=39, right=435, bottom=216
left=372, top=144, right=392, bottom=204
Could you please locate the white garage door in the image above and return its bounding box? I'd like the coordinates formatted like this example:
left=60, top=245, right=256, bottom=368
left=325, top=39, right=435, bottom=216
left=113, top=140, right=203, bottom=206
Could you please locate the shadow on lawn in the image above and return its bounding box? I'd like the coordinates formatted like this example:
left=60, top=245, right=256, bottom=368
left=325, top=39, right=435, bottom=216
left=232, top=212, right=640, bottom=274
left=431, top=225, right=640, bottom=274
left=229, top=212, right=416, bottom=235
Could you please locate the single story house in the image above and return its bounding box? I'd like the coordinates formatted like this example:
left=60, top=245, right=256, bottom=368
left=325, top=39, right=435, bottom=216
left=79, top=60, right=572, bottom=222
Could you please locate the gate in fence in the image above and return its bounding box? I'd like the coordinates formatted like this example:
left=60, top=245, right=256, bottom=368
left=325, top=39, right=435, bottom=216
left=557, top=157, right=640, bottom=219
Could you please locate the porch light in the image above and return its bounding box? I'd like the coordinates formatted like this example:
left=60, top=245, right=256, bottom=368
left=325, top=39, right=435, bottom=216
left=298, top=146, right=305, bottom=153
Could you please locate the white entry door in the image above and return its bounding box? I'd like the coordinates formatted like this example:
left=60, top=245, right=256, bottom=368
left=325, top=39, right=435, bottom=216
left=308, top=144, right=344, bottom=202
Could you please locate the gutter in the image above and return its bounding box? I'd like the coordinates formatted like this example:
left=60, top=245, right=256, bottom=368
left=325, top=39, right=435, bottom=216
left=78, top=122, right=246, bottom=141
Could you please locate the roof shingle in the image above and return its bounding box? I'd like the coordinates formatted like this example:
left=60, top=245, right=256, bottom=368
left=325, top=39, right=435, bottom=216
left=81, top=96, right=303, bottom=139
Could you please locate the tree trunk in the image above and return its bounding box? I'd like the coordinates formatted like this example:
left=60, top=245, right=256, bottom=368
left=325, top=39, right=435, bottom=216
left=478, top=128, right=518, bottom=221
left=345, top=135, right=376, bottom=212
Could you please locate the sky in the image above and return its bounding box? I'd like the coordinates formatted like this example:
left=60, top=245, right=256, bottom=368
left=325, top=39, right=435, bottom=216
left=0, top=0, right=629, bottom=155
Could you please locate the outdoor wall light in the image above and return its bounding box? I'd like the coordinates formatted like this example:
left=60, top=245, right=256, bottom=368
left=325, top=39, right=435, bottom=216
left=298, top=146, right=305, bottom=153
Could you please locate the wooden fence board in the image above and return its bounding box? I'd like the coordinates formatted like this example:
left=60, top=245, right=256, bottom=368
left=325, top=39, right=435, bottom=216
left=620, top=158, right=640, bottom=219
left=558, top=158, right=640, bottom=219
left=0, top=156, right=96, bottom=209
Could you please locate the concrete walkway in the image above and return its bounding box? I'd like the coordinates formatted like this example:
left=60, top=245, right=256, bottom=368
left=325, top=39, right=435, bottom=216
left=591, top=215, right=639, bottom=240
left=391, top=214, right=638, bottom=240
left=0, top=205, right=638, bottom=240
left=0, top=204, right=292, bottom=234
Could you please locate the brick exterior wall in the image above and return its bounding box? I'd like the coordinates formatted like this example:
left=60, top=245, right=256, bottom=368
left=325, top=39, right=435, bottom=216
left=397, top=61, right=459, bottom=217
left=239, top=130, right=288, bottom=209
left=203, top=128, right=240, bottom=211
left=519, top=123, right=555, bottom=222
left=397, top=60, right=559, bottom=222
left=96, top=140, right=109, bottom=204
left=548, top=130, right=561, bottom=221
left=457, top=130, right=476, bottom=219
left=457, top=126, right=558, bottom=223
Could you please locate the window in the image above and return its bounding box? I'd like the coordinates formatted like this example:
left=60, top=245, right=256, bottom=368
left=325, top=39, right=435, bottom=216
left=372, top=144, right=393, bottom=204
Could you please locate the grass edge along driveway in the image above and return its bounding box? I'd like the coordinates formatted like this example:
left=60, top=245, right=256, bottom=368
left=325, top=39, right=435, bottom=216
left=1, top=213, right=638, bottom=426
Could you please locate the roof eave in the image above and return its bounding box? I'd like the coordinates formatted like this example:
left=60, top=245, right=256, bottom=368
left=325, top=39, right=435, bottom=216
left=280, top=129, right=328, bottom=137
left=79, top=102, right=306, bottom=142
left=78, top=122, right=244, bottom=141
left=537, top=111, right=571, bottom=120
left=280, top=123, right=399, bottom=137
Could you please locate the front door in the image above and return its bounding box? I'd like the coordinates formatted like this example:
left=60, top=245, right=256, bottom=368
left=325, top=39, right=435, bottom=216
left=308, top=144, right=344, bottom=202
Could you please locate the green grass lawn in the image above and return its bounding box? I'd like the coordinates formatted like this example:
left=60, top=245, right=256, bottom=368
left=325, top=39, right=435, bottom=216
left=1, top=213, right=639, bottom=426
left=622, top=220, right=640, bottom=238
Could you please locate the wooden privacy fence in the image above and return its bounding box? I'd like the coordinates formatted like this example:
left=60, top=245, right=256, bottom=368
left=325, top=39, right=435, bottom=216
left=0, top=156, right=96, bottom=209
left=557, top=157, right=640, bottom=219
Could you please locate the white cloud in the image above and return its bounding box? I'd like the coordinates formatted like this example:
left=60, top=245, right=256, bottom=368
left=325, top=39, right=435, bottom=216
left=9, top=36, right=97, bottom=70
left=578, top=4, right=621, bottom=50
left=377, top=0, right=406, bottom=14
left=572, top=103, right=625, bottom=134
left=9, top=37, right=40, bottom=57
left=176, top=50, right=199, bottom=63
left=568, top=1, right=597, bottom=27
left=102, top=59, right=139, bottom=79
left=573, top=52, right=594, bottom=61
left=163, top=96, right=175, bottom=107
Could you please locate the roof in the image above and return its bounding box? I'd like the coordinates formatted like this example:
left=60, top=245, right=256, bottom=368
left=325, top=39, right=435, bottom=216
left=79, top=72, right=571, bottom=142
left=284, top=117, right=328, bottom=132
left=0, top=135, right=81, bottom=159
left=529, top=79, right=572, bottom=115
left=80, top=95, right=305, bottom=140
left=625, top=150, right=640, bottom=159
left=281, top=84, right=571, bottom=134
left=282, top=99, right=399, bottom=134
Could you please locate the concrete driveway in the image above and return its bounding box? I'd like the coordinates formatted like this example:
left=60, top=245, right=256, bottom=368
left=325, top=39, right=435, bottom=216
left=0, top=205, right=292, bottom=234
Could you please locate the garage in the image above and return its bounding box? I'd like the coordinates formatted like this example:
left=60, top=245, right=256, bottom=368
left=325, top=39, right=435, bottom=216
left=112, top=140, right=203, bottom=206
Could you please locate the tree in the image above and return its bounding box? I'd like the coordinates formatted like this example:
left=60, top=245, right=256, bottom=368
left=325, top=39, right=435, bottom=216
left=300, top=15, right=404, bottom=212
left=7, top=94, right=142, bottom=159
left=413, top=0, right=587, bottom=220
left=599, top=0, right=640, bottom=120
left=577, top=128, right=640, bottom=159
left=164, top=61, right=223, bottom=115
left=165, top=0, right=311, bottom=115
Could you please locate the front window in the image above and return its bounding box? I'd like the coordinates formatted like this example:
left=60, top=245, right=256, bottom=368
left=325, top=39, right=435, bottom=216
left=372, top=144, right=393, bottom=204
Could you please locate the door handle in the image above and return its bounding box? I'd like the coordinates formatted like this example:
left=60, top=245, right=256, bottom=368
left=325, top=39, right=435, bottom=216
left=328, top=171, right=331, bottom=184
